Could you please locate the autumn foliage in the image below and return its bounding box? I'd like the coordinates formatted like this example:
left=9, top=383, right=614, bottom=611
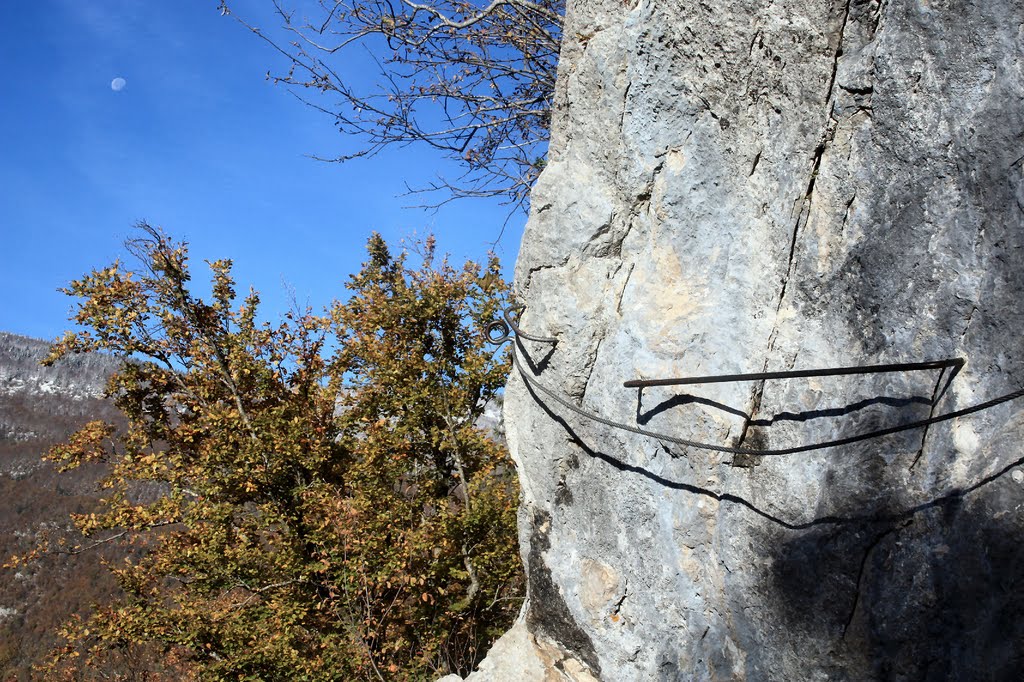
left=26, top=224, right=521, bottom=680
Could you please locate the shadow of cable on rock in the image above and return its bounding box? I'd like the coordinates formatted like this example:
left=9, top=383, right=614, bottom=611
left=635, top=381, right=947, bottom=429
left=763, top=488, right=1024, bottom=680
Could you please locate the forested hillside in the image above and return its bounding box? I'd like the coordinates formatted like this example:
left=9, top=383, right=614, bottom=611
left=0, top=332, right=122, bottom=679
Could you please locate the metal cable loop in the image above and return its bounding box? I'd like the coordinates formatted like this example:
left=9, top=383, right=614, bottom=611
left=486, top=307, right=555, bottom=345
left=490, top=312, right=1024, bottom=456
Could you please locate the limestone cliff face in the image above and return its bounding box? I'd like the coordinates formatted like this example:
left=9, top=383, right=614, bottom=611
left=473, top=0, right=1024, bottom=679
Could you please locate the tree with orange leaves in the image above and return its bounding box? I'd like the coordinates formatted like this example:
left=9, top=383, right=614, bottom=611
left=23, top=223, right=521, bottom=680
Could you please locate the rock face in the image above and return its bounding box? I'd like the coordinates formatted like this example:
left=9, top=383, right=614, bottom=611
left=481, top=0, right=1024, bottom=679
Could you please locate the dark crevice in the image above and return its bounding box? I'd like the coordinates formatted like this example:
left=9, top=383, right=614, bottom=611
left=748, top=29, right=762, bottom=56
left=732, top=352, right=775, bottom=468
left=523, top=260, right=569, bottom=296
left=909, top=364, right=959, bottom=470
left=960, top=304, right=978, bottom=347
left=619, top=81, right=632, bottom=131
left=840, top=193, right=856, bottom=232
left=616, top=263, right=635, bottom=315
left=839, top=83, right=874, bottom=95
left=611, top=584, right=628, bottom=616
left=734, top=350, right=798, bottom=467
left=774, top=137, right=827, bottom=317
left=803, top=142, right=828, bottom=213
left=842, top=520, right=911, bottom=637
left=824, top=0, right=853, bottom=106
left=733, top=381, right=765, bottom=445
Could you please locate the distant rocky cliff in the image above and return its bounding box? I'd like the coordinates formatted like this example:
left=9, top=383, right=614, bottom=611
left=0, top=332, right=115, bottom=475
left=0, top=332, right=110, bottom=399
left=462, top=0, right=1024, bottom=679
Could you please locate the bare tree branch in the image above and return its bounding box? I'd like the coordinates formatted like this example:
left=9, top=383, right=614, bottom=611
left=53, top=521, right=182, bottom=556
left=223, top=0, right=564, bottom=215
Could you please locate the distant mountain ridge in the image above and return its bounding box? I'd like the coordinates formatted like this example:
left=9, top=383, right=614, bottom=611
left=0, top=332, right=120, bottom=476
left=0, top=331, right=123, bottom=679
left=0, top=331, right=115, bottom=401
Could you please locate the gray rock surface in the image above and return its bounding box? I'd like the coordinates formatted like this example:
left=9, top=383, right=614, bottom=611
left=472, top=0, right=1024, bottom=679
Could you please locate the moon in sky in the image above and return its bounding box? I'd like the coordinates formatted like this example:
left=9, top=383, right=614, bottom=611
left=111, top=77, right=127, bottom=92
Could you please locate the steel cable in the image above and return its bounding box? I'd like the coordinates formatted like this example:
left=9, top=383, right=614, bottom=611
left=490, top=308, right=1024, bottom=457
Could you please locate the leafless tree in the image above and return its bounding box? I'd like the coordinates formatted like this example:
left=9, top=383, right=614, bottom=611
left=223, top=1, right=564, bottom=214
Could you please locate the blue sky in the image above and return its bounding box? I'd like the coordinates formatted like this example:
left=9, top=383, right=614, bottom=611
left=0, top=1, right=527, bottom=341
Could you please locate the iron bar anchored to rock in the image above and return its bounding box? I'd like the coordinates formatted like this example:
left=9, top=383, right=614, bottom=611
left=486, top=306, right=1024, bottom=457
left=623, top=358, right=965, bottom=389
